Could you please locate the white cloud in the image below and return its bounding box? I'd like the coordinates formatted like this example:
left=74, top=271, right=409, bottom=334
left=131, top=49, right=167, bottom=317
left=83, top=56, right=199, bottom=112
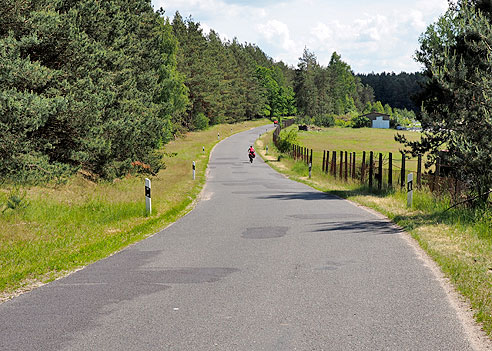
left=257, top=19, right=298, bottom=52
left=311, top=22, right=333, bottom=42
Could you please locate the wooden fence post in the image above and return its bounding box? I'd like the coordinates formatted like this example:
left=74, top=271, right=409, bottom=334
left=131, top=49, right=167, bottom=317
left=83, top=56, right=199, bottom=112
left=339, top=151, right=343, bottom=179
left=344, top=151, right=348, bottom=181
left=417, top=154, right=422, bottom=189
left=325, top=151, right=330, bottom=174
left=369, top=151, right=374, bottom=189
left=333, top=151, right=337, bottom=178
left=361, top=151, right=366, bottom=182
left=401, top=152, right=406, bottom=189
left=322, top=151, right=326, bottom=172
left=352, top=152, right=356, bottom=180
left=388, top=152, right=393, bottom=188
left=349, top=152, right=352, bottom=178
left=434, top=156, right=441, bottom=192
left=378, top=153, right=383, bottom=190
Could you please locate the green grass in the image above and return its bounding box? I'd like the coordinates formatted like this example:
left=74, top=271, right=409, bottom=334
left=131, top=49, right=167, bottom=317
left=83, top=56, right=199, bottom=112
left=0, top=119, right=270, bottom=300
left=294, top=126, right=425, bottom=173
left=257, top=128, right=492, bottom=338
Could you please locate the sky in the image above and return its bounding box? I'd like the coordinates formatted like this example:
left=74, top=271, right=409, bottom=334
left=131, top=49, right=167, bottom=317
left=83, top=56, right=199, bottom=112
left=151, top=0, right=449, bottom=74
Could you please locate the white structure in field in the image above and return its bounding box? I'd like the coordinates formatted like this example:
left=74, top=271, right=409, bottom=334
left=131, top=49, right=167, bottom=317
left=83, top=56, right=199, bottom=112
left=372, top=115, right=390, bottom=129
left=361, top=112, right=391, bottom=129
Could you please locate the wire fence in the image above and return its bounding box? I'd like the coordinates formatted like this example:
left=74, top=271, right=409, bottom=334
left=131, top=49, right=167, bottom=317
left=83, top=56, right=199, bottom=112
left=272, top=125, right=468, bottom=202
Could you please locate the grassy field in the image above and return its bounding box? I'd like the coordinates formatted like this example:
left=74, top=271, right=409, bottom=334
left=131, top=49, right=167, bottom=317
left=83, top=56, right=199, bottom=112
left=0, top=119, right=269, bottom=301
left=257, top=127, right=492, bottom=338
left=295, top=126, right=425, bottom=173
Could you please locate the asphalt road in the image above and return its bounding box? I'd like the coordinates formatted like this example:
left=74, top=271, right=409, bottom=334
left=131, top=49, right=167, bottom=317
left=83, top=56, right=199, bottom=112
left=0, top=125, right=480, bottom=350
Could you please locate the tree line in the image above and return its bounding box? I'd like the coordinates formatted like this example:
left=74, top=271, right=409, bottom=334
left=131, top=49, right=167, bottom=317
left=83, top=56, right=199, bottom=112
left=357, top=72, right=425, bottom=113
left=293, top=49, right=375, bottom=126
left=0, top=2, right=301, bottom=182
left=170, top=13, right=296, bottom=133
left=0, top=0, right=433, bottom=184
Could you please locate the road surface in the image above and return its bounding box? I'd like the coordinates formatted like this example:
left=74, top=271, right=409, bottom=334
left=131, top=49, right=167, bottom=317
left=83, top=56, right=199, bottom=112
left=0, top=125, right=482, bottom=350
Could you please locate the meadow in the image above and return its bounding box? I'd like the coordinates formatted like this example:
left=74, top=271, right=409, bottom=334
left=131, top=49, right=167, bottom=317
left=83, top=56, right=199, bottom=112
left=296, top=126, right=425, bottom=173
left=0, top=120, right=269, bottom=301
left=257, top=126, right=492, bottom=337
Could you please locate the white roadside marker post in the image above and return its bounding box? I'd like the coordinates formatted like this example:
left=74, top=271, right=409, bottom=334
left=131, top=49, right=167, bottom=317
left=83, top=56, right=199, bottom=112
left=192, top=161, right=196, bottom=180
left=145, top=178, right=151, bottom=216
left=407, top=173, right=413, bottom=207
left=217, top=132, right=220, bottom=140
left=309, top=162, right=312, bottom=179
left=202, top=146, right=205, bottom=154
left=266, top=145, right=268, bottom=155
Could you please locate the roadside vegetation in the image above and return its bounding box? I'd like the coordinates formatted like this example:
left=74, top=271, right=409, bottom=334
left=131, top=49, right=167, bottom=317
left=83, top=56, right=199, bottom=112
left=257, top=128, right=492, bottom=337
left=0, top=120, right=268, bottom=301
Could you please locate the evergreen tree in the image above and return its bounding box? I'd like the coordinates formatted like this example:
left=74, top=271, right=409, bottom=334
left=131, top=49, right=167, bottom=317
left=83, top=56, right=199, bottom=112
left=397, top=0, right=492, bottom=203
left=294, top=48, right=319, bottom=118
left=358, top=71, right=425, bottom=112
left=0, top=0, right=185, bottom=180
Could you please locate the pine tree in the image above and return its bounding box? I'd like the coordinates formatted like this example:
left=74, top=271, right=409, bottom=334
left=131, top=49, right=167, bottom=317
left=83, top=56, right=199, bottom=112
left=1, top=0, right=186, bottom=180
left=397, top=0, right=492, bottom=203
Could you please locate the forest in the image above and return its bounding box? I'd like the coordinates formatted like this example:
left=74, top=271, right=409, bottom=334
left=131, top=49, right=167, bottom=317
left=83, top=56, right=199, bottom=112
left=358, top=72, right=425, bottom=113
left=0, top=0, right=436, bottom=183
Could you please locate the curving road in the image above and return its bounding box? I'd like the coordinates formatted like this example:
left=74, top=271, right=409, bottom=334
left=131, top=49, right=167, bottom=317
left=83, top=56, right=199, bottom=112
left=0, top=125, right=481, bottom=350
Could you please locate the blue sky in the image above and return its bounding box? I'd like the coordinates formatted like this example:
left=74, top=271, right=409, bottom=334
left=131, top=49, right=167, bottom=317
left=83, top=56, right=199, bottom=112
left=151, top=0, right=448, bottom=73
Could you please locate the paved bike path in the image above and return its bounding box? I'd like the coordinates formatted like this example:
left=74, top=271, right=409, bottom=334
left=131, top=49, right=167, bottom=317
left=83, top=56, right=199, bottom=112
left=0, top=125, right=479, bottom=350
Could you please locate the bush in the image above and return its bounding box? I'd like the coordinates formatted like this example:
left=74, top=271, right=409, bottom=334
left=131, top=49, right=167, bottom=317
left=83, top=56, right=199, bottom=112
left=193, top=113, right=209, bottom=130
left=1, top=186, right=29, bottom=214
left=313, top=114, right=335, bottom=127
left=351, top=115, right=371, bottom=128
left=295, top=115, right=313, bottom=125
left=277, top=128, right=298, bottom=153
left=335, top=118, right=351, bottom=128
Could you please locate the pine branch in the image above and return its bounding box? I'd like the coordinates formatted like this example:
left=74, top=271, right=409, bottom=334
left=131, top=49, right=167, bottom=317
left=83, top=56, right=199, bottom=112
left=444, top=189, right=492, bottom=212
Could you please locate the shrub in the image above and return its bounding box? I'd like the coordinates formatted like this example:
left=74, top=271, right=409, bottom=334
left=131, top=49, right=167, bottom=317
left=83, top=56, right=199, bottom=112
left=1, top=186, right=29, bottom=214
left=277, top=128, right=298, bottom=153
left=193, top=113, right=209, bottom=130
left=313, top=114, right=335, bottom=127
left=335, top=118, right=351, bottom=128
left=351, top=115, right=371, bottom=128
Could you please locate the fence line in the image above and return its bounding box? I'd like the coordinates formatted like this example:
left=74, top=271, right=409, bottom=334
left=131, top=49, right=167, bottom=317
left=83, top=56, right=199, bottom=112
left=287, top=142, right=466, bottom=201
left=269, top=122, right=464, bottom=201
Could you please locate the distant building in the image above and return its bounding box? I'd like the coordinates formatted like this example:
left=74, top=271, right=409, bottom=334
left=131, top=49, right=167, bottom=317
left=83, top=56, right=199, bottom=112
left=361, top=112, right=391, bottom=129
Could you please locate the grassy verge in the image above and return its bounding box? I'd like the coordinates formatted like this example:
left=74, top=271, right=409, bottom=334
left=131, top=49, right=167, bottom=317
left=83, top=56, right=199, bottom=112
left=256, top=130, right=492, bottom=337
left=0, top=119, right=269, bottom=301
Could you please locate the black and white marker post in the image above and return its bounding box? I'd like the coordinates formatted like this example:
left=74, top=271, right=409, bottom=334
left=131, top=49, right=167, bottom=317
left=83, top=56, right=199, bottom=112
left=309, top=162, right=312, bottom=179
left=145, top=178, right=151, bottom=215
left=407, top=173, right=413, bottom=207
left=202, top=146, right=205, bottom=154
left=192, top=161, right=196, bottom=180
